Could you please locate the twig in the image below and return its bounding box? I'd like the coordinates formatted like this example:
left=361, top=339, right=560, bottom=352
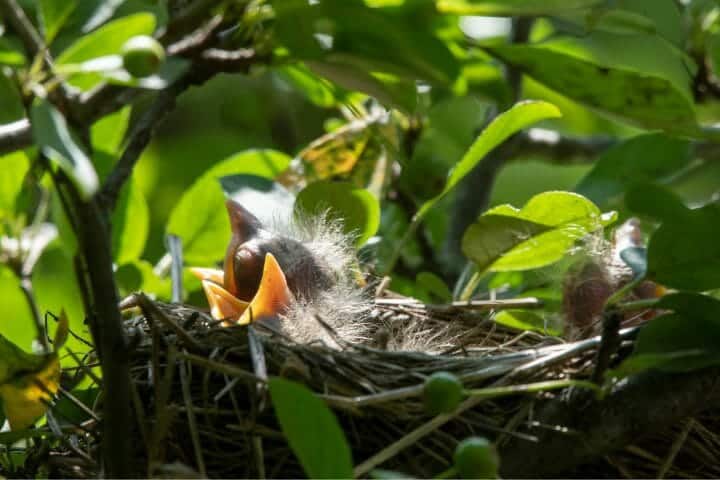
left=18, top=276, right=49, bottom=351
left=179, top=358, right=207, bottom=477
left=165, top=234, right=184, bottom=303
left=657, top=418, right=695, bottom=479
left=0, top=119, right=33, bottom=155
left=0, top=0, right=43, bottom=59
left=99, top=83, right=188, bottom=212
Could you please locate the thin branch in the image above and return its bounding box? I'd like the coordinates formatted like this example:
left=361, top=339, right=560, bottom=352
left=98, top=82, right=188, bottom=212
left=0, top=0, right=43, bottom=58
left=18, top=276, right=49, bottom=351
left=0, top=119, right=33, bottom=155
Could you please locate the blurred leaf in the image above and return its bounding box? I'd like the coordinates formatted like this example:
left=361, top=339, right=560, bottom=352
left=625, top=182, right=689, bottom=222
left=416, top=272, right=452, bottom=302
left=376, top=202, right=423, bottom=270
left=575, top=133, right=692, bottom=208
left=91, top=106, right=131, bottom=156
left=274, top=0, right=459, bottom=85
left=277, top=63, right=347, bottom=108
left=307, top=61, right=418, bottom=112
left=116, top=260, right=171, bottom=298
left=438, top=0, right=601, bottom=15
left=0, top=334, right=59, bottom=430
left=38, top=0, right=79, bottom=43
left=646, top=204, right=720, bottom=291
left=167, top=150, right=291, bottom=265
left=401, top=96, right=488, bottom=201
left=418, top=100, right=562, bottom=219
left=611, top=293, right=720, bottom=376
left=295, top=181, right=380, bottom=247
left=220, top=174, right=296, bottom=228
left=485, top=32, right=697, bottom=134
left=0, top=151, right=29, bottom=219
left=0, top=71, right=26, bottom=122
left=605, top=0, right=684, bottom=46
left=269, top=377, right=353, bottom=479
left=57, top=13, right=157, bottom=90
left=462, top=191, right=614, bottom=272
left=31, top=100, right=99, bottom=200
left=112, top=177, right=149, bottom=265
left=53, top=310, right=69, bottom=350
left=494, top=309, right=560, bottom=335
left=51, top=387, right=99, bottom=426
left=0, top=37, right=25, bottom=66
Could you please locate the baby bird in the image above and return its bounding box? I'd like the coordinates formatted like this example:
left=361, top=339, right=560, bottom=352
left=191, top=200, right=370, bottom=345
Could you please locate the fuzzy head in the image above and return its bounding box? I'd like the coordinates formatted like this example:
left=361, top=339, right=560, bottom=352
left=192, top=199, right=371, bottom=346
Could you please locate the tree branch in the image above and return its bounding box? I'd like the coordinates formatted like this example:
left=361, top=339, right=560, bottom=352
left=499, top=366, right=720, bottom=477
left=0, top=119, right=33, bottom=155
left=98, top=82, right=187, bottom=212
left=0, top=0, right=43, bottom=58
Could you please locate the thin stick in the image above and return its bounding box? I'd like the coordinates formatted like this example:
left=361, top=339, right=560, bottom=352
left=179, top=358, right=207, bottom=477
left=657, top=418, right=695, bottom=479
left=18, top=276, right=49, bottom=351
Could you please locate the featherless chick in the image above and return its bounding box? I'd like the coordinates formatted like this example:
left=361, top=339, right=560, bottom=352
left=191, top=200, right=371, bottom=347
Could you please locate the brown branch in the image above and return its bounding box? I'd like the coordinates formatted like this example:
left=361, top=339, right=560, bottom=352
left=0, top=0, right=43, bottom=58
left=98, top=82, right=188, bottom=212
left=498, top=366, right=720, bottom=477
left=0, top=119, right=33, bottom=155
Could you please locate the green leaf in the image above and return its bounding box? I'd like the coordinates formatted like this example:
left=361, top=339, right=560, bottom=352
left=417, top=100, right=561, bottom=219
left=0, top=151, right=29, bottom=219
left=400, top=96, right=489, bottom=201
left=56, top=13, right=156, bottom=90
left=0, top=334, right=60, bottom=430
left=307, top=61, right=418, bottom=112
left=494, top=310, right=560, bottom=336
left=31, top=100, right=99, bottom=200
left=0, top=37, right=25, bottom=66
left=91, top=106, right=131, bottom=156
left=437, top=0, right=602, bottom=15
left=624, top=183, right=689, bottom=223
left=416, top=272, right=452, bottom=302
left=462, top=191, right=614, bottom=272
left=0, top=71, right=25, bottom=122
left=112, top=177, right=148, bottom=264
left=485, top=32, right=697, bottom=134
left=274, top=0, right=459, bottom=85
left=38, top=0, right=79, bottom=43
left=611, top=293, right=720, bottom=376
left=277, top=63, right=346, bottom=108
left=646, top=204, right=720, bottom=291
left=166, top=149, right=291, bottom=265
left=295, top=181, right=380, bottom=247
left=269, top=377, right=353, bottom=479
left=575, top=133, right=692, bottom=208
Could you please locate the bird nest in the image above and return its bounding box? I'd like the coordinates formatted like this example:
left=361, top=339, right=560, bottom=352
left=48, top=293, right=720, bottom=479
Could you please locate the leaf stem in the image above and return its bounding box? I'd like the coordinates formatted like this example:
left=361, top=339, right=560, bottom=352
left=18, top=275, right=49, bottom=352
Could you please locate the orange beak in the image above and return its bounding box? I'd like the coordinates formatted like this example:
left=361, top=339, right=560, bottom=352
left=190, top=253, right=292, bottom=326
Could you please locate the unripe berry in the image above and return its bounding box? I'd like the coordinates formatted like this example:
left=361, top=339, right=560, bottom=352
left=121, top=35, right=165, bottom=78
left=453, top=436, right=499, bottom=479
left=422, top=371, right=463, bottom=415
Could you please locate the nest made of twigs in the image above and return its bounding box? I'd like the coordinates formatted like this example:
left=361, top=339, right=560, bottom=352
left=46, top=294, right=720, bottom=479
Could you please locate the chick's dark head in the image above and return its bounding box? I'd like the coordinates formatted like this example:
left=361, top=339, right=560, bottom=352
left=223, top=200, right=333, bottom=302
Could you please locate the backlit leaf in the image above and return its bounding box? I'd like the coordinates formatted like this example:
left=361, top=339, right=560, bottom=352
left=269, top=377, right=353, bottom=479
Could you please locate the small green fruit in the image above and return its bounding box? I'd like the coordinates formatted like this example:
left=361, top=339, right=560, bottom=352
left=422, top=371, right=463, bottom=415
left=453, top=436, right=499, bottom=479
left=121, top=35, right=165, bottom=78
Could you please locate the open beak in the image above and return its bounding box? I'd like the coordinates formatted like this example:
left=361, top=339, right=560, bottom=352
left=190, top=253, right=292, bottom=326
